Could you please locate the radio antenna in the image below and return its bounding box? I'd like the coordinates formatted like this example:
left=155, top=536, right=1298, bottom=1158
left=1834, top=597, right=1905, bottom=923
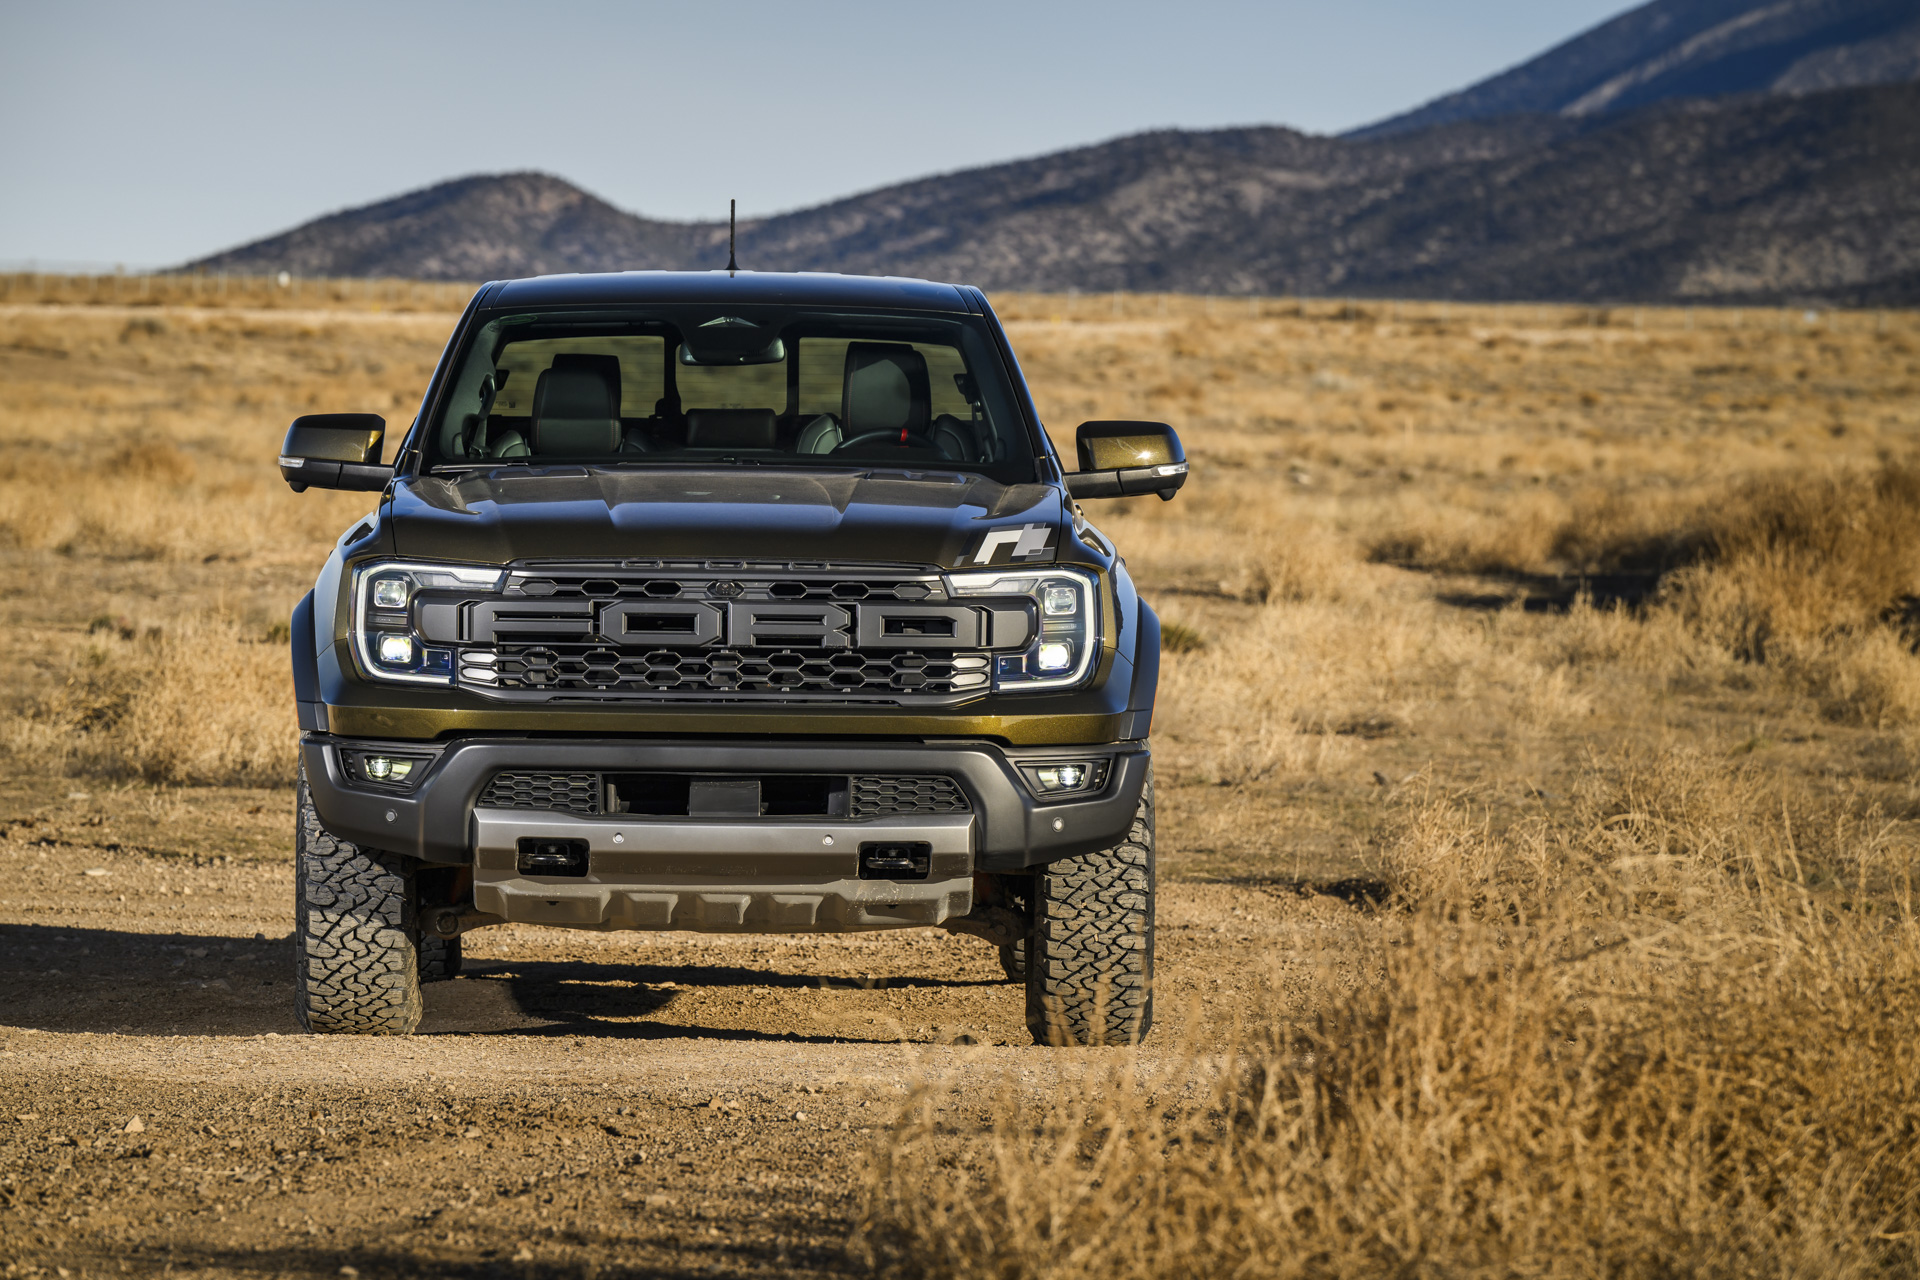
left=726, top=199, right=738, bottom=275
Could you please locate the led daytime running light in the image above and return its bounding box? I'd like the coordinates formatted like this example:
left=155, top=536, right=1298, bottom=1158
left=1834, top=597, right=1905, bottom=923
left=350, top=560, right=504, bottom=686
left=947, top=565, right=1100, bottom=692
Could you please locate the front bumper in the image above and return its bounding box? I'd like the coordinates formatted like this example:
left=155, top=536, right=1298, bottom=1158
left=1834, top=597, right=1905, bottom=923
left=300, top=734, right=1149, bottom=874
left=470, top=810, right=974, bottom=933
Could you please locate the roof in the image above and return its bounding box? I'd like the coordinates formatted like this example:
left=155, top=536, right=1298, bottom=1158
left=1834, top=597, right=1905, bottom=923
left=483, top=270, right=976, bottom=312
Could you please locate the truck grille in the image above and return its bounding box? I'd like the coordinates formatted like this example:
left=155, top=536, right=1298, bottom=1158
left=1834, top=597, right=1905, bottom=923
left=474, top=771, right=969, bottom=818
left=848, top=776, right=969, bottom=817
left=436, top=563, right=1016, bottom=703
left=480, top=772, right=601, bottom=814
left=485, top=645, right=985, bottom=696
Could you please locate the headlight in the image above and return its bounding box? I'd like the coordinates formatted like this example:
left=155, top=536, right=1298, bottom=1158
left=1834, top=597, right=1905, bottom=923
left=947, top=565, right=1100, bottom=692
left=350, top=560, right=504, bottom=685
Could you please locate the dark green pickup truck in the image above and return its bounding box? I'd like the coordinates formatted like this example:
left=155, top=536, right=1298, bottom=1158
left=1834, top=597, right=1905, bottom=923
left=279, top=270, right=1186, bottom=1045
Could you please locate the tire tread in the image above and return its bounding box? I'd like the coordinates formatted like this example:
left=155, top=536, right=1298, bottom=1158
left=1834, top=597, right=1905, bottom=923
left=294, top=768, right=422, bottom=1035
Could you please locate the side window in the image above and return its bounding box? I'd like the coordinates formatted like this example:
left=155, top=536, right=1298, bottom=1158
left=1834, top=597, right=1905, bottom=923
left=491, top=336, right=666, bottom=418
left=919, top=345, right=971, bottom=419
left=797, top=339, right=972, bottom=418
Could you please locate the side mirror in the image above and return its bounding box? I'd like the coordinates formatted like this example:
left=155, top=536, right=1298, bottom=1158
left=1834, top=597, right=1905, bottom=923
left=279, top=414, right=393, bottom=492
left=1063, top=420, right=1189, bottom=501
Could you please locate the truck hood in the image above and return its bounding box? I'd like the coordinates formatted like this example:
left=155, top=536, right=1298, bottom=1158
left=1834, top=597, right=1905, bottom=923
left=386, top=467, right=1067, bottom=569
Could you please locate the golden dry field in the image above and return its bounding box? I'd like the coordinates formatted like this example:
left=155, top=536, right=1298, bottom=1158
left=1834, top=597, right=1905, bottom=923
left=2, top=282, right=1919, bottom=1277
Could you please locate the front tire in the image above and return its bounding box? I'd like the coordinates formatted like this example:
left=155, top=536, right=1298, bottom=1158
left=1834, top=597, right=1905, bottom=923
left=294, top=767, right=423, bottom=1035
left=1025, top=764, right=1155, bottom=1046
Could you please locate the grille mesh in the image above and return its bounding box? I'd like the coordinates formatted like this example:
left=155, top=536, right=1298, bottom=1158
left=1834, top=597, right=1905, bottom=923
left=480, top=772, right=601, bottom=814
left=475, top=771, right=967, bottom=817
left=483, top=644, right=984, bottom=696
left=849, top=775, right=969, bottom=817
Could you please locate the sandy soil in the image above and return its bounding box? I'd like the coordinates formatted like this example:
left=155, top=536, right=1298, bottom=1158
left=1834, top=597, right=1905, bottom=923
left=0, top=790, right=1349, bottom=1277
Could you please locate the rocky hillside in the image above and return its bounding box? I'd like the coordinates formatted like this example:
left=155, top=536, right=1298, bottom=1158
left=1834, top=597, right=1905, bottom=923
left=190, top=80, right=1920, bottom=306
left=190, top=174, right=713, bottom=281
left=1352, top=0, right=1920, bottom=137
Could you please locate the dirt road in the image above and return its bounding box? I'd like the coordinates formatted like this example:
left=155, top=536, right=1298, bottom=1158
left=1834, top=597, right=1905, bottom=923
left=0, top=787, right=1343, bottom=1277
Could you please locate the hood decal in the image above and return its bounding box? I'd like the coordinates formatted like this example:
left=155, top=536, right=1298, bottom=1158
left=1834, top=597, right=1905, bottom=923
left=965, top=522, right=1054, bottom=566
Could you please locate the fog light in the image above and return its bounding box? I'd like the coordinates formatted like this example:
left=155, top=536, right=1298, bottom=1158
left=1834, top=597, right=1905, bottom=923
left=1035, top=641, right=1072, bottom=671
left=376, top=634, right=414, bottom=665
left=1042, top=584, right=1078, bottom=615
left=1018, top=759, right=1111, bottom=796
left=364, top=757, right=413, bottom=782
left=372, top=576, right=409, bottom=608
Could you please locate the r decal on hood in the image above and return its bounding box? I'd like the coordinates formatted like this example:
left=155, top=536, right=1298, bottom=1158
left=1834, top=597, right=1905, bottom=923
left=966, top=523, right=1053, bottom=565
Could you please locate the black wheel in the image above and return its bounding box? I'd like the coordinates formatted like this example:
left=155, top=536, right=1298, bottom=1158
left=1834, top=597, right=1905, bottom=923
left=418, top=931, right=462, bottom=983
left=998, top=937, right=1026, bottom=983
left=1025, top=763, right=1155, bottom=1047
left=293, top=765, right=423, bottom=1035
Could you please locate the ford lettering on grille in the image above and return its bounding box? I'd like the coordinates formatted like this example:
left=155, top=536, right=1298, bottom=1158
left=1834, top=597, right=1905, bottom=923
left=442, top=564, right=1033, bottom=701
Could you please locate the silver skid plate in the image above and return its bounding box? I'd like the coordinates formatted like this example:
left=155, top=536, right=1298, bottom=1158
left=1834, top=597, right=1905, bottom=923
left=470, top=810, right=973, bottom=933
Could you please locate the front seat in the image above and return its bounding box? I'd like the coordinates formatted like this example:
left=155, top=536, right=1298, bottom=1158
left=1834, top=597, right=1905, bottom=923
left=529, top=354, right=621, bottom=457
left=799, top=343, right=936, bottom=453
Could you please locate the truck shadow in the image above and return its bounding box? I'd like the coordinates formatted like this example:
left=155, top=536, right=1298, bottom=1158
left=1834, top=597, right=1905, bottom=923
left=0, top=922, right=1002, bottom=1044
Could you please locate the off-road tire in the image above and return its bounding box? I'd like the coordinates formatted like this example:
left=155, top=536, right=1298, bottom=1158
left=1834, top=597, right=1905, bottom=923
left=294, top=766, right=423, bottom=1034
left=418, top=932, right=462, bottom=983
left=998, top=937, right=1027, bottom=982
left=1025, top=764, right=1155, bottom=1046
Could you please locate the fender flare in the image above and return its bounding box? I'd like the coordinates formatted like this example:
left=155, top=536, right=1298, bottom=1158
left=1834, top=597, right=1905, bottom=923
left=1127, top=601, right=1161, bottom=740
left=290, top=591, right=324, bottom=731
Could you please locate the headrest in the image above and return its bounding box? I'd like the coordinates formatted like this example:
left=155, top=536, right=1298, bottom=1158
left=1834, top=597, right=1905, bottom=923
left=531, top=362, right=619, bottom=456
left=533, top=362, right=617, bottom=423
left=842, top=343, right=929, bottom=435
left=550, top=353, right=622, bottom=408
left=686, top=408, right=777, bottom=449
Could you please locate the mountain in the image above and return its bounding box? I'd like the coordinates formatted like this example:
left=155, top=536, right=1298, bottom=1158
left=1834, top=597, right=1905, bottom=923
left=188, top=79, right=1920, bottom=306
left=1352, top=0, right=1920, bottom=138
left=190, top=173, right=714, bottom=281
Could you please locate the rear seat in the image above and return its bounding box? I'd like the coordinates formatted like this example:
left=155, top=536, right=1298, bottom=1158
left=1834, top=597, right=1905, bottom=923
left=685, top=409, right=777, bottom=449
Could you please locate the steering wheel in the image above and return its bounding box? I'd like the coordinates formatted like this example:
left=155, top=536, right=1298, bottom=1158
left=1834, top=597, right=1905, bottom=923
left=831, top=429, right=952, bottom=458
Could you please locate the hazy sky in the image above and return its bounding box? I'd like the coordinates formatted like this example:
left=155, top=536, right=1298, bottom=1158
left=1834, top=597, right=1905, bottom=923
left=1, top=0, right=1631, bottom=267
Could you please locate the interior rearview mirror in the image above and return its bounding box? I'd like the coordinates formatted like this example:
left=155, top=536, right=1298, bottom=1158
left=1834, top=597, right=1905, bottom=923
left=1063, top=420, right=1188, bottom=501
left=279, top=414, right=393, bottom=492
left=678, top=335, right=786, bottom=366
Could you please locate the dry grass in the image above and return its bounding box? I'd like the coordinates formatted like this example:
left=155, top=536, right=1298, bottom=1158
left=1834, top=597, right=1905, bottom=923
left=3, top=613, right=293, bottom=785
left=862, top=748, right=1920, bottom=1278
left=3, top=284, right=1920, bottom=1272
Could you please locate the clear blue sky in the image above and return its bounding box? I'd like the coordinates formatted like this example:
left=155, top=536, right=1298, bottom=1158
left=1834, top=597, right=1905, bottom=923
left=0, top=0, right=1631, bottom=267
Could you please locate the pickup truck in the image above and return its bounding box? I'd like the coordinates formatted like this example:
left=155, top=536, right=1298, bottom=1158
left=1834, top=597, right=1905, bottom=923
left=279, top=270, right=1185, bottom=1045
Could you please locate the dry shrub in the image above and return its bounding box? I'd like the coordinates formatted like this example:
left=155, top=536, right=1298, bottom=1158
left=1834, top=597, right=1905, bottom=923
left=860, top=748, right=1920, bottom=1278
left=1664, top=463, right=1920, bottom=723
left=1115, top=506, right=1353, bottom=605
left=1364, top=487, right=1577, bottom=576
left=1153, top=595, right=1428, bottom=783
left=4, top=615, right=294, bottom=785
left=1668, top=464, right=1920, bottom=655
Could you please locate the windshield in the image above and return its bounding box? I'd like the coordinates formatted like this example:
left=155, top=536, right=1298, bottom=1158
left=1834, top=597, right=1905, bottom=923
left=420, top=306, right=1036, bottom=483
